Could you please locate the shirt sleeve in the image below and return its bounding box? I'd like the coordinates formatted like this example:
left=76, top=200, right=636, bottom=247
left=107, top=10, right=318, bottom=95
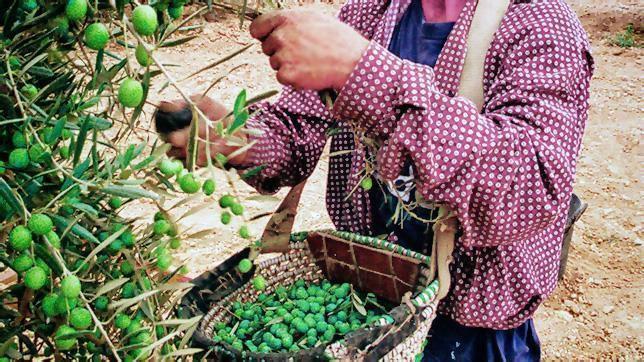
left=239, top=87, right=332, bottom=194
left=331, top=20, right=594, bottom=247
left=236, top=0, right=385, bottom=194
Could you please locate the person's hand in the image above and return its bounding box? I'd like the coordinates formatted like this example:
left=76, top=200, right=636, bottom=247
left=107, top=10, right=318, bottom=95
left=250, top=9, right=369, bottom=90
left=154, top=95, right=249, bottom=166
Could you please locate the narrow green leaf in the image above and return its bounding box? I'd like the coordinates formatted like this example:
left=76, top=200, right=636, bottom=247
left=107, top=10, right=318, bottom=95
left=95, top=49, right=104, bottom=73
left=215, top=121, right=224, bottom=137
left=239, top=0, right=249, bottom=28
left=92, top=278, right=130, bottom=299
left=61, top=159, right=90, bottom=191
left=178, top=316, right=202, bottom=349
left=177, top=202, right=213, bottom=222
left=186, top=105, right=199, bottom=171
left=87, top=116, right=113, bottom=130
left=226, top=139, right=255, bottom=163
left=73, top=116, right=91, bottom=165
left=0, top=327, right=22, bottom=356
left=78, top=97, right=100, bottom=111
left=138, top=316, right=202, bottom=359
left=81, top=227, right=126, bottom=265
left=0, top=178, right=26, bottom=219
left=158, top=80, right=171, bottom=93
left=266, top=317, right=284, bottom=326
left=133, top=144, right=171, bottom=170
left=233, top=89, right=247, bottom=116
left=130, top=68, right=152, bottom=125
left=351, top=293, right=368, bottom=316
left=352, top=291, right=365, bottom=305
left=50, top=214, right=100, bottom=245
left=240, top=165, right=267, bottom=180
left=162, top=6, right=207, bottom=39
left=160, top=35, right=199, bottom=48
left=91, top=59, right=127, bottom=88
left=176, top=25, right=203, bottom=32
left=2, top=1, right=20, bottom=37
left=26, top=66, right=54, bottom=78
left=47, top=117, right=67, bottom=144
left=18, top=53, right=47, bottom=77
left=69, top=202, right=99, bottom=217
left=227, top=110, right=248, bottom=135
left=101, top=185, right=160, bottom=200
left=33, top=243, right=63, bottom=276
left=115, top=179, right=146, bottom=186
left=108, top=289, right=159, bottom=311
left=168, top=192, right=202, bottom=210
left=245, top=89, right=278, bottom=106
left=9, top=8, right=57, bottom=37
left=156, top=318, right=203, bottom=326
left=164, top=348, right=204, bottom=358
left=119, top=144, right=144, bottom=169
left=91, top=129, right=99, bottom=174
left=354, top=302, right=367, bottom=316
left=110, top=283, right=193, bottom=311
left=35, top=72, right=74, bottom=102
left=185, top=228, right=219, bottom=240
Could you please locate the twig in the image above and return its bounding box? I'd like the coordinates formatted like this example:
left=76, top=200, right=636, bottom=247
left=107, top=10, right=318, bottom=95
left=209, top=2, right=262, bottom=20
left=5, top=51, right=26, bottom=116
left=41, top=236, right=122, bottom=362
left=128, top=18, right=259, bottom=238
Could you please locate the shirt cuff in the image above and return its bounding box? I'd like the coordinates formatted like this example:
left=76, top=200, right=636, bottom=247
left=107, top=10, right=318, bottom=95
left=234, top=112, right=289, bottom=194
left=330, top=41, right=404, bottom=136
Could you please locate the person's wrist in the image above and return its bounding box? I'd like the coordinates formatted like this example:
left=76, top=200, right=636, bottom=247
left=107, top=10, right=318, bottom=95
left=333, top=38, right=369, bottom=90
left=227, top=149, right=250, bottom=167
left=226, top=133, right=253, bottom=167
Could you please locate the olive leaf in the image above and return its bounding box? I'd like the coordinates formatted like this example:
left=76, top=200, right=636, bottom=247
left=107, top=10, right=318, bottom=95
left=50, top=214, right=100, bottom=245
left=68, top=202, right=99, bottom=217
left=80, top=226, right=127, bottom=265
left=160, top=35, right=200, bottom=48
left=352, top=293, right=368, bottom=316
left=0, top=178, right=26, bottom=219
left=102, top=185, right=160, bottom=201
left=92, top=278, right=130, bottom=299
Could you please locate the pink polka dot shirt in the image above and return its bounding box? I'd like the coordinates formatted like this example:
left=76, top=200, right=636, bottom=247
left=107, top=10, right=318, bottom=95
left=242, top=0, right=594, bottom=329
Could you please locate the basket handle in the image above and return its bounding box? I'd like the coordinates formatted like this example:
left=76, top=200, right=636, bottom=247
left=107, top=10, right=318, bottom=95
left=252, top=181, right=457, bottom=300
left=423, top=0, right=510, bottom=299
left=428, top=206, right=457, bottom=300
left=251, top=181, right=307, bottom=258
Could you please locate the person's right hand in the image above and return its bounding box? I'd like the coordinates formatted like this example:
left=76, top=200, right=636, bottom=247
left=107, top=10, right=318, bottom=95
left=154, top=95, right=250, bottom=166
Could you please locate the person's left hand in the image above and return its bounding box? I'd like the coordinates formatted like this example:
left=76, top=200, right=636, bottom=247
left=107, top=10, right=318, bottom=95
left=250, top=9, right=369, bottom=91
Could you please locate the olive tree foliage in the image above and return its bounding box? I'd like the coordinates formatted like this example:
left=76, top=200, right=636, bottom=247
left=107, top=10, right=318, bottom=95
left=0, top=1, right=266, bottom=360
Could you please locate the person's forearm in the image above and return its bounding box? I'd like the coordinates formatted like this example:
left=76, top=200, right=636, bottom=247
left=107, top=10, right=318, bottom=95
left=237, top=89, right=331, bottom=194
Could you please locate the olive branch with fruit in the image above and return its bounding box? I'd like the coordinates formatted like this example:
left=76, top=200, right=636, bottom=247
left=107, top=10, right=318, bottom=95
left=0, top=1, right=274, bottom=360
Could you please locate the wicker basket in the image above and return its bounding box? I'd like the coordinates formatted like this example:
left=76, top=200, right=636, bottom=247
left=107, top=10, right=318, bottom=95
left=180, top=225, right=456, bottom=361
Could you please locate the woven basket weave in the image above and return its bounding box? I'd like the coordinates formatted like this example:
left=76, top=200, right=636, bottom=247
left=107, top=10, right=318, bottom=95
left=184, top=229, right=444, bottom=361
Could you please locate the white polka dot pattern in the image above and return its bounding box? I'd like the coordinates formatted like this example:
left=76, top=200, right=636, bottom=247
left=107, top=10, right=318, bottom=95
left=242, top=0, right=593, bottom=329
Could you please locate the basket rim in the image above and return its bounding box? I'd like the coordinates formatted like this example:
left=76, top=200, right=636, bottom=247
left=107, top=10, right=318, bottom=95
left=298, top=229, right=432, bottom=266
left=191, top=230, right=441, bottom=359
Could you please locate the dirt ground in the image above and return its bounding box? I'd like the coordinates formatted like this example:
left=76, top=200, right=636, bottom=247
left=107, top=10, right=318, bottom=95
left=137, top=1, right=643, bottom=359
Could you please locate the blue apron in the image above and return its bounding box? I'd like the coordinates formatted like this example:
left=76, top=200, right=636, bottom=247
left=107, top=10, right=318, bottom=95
left=370, top=1, right=541, bottom=360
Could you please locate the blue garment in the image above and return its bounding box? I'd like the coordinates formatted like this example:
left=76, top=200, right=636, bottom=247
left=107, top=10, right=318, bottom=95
left=369, top=0, right=542, bottom=360
left=424, top=316, right=541, bottom=361
left=388, top=0, right=456, bottom=66
left=369, top=0, right=455, bottom=256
